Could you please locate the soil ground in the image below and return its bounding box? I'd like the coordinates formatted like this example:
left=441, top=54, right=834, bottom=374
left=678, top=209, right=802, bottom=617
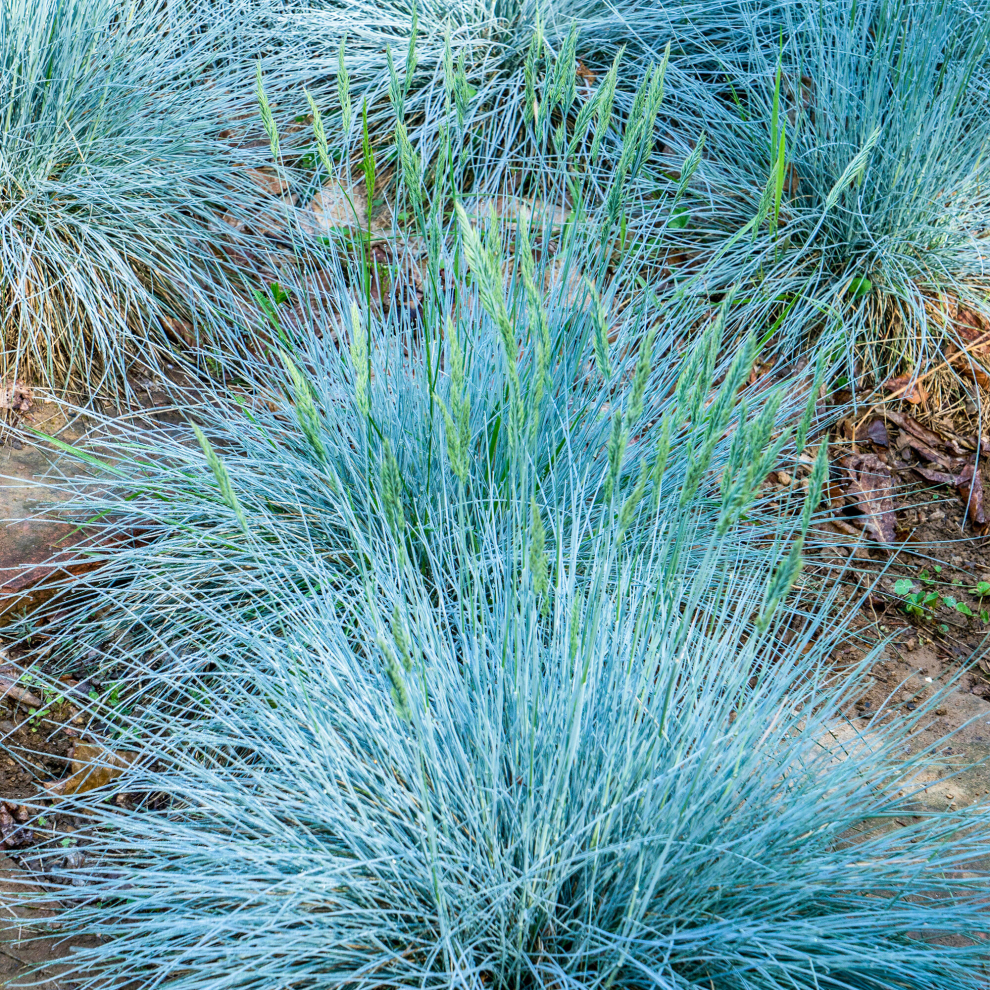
left=0, top=851, right=99, bottom=990
left=0, top=378, right=188, bottom=988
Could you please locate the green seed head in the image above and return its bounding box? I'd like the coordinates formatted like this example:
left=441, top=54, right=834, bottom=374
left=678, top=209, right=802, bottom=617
left=338, top=38, right=352, bottom=134
left=529, top=496, right=549, bottom=606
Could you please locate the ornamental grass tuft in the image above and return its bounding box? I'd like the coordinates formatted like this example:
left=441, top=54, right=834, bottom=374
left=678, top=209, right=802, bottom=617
left=16, top=406, right=990, bottom=990
left=632, top=0, right=990, bottom=383
left=258, top=0, right=661, bottom=198
left=0, top=0, right=275, bottom=395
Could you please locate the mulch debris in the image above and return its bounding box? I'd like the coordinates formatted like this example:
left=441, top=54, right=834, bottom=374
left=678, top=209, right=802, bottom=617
left=826, top=405, right=989, bottom=545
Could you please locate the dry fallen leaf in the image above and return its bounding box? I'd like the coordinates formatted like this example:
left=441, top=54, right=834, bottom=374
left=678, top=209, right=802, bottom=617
left=882, top=409, right=957, bottom=466
left=900, top=435, right=953, bottom=469
left=882, top=410, right=943, bottom=448
left=957, top=462, right=986, bottom=526
left=575, top=59, right=598, bottom=85
left=866, top=418, right=889, bottom=447
left=842, top=453, right=898, bottom=543
left=162, top=317, right=195, bottom=348
left=956, top=304, right=990, bottom=336
left=0, top=804, right=30, bottom=848
left=884, top=374, right=928, bottom=405
left=943, top=312, right=990, bottom=387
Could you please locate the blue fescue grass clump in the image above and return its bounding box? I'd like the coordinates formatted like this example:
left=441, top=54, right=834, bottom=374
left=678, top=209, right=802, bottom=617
left=22, top=170, right=829, bottom=682
left=22, top=409, right=990, bottom=989
left=15, top=180, right=990, bottom=983
left=0, top=0, right=276, bottom=395
left=16, top=171, right=990, bottom=987
left=639, top=0, right=990, bottom=379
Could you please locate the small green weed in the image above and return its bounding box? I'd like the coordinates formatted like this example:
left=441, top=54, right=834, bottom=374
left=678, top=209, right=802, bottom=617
left=942, top=595, right=974, bottom=618
left=894, top=579, right=942, bottom=620
left=895, top=569, right=982, bottom=623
